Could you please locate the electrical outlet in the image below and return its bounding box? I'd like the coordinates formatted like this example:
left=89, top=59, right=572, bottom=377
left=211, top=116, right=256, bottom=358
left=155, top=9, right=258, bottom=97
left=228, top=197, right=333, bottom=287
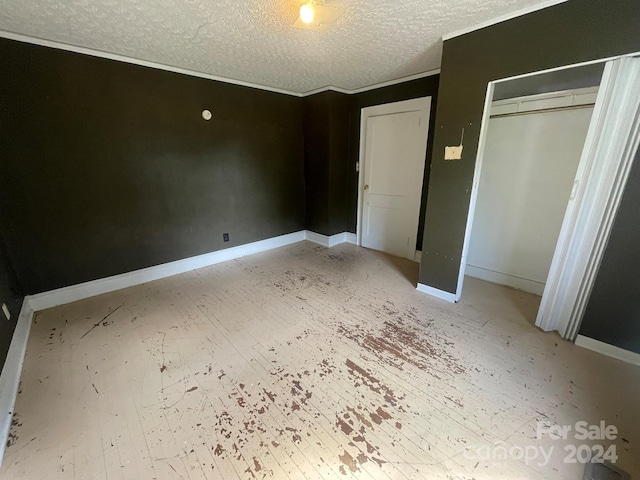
left=2, top=303, right=10, bottom=321
left=223, top=233, right=230, bottom=242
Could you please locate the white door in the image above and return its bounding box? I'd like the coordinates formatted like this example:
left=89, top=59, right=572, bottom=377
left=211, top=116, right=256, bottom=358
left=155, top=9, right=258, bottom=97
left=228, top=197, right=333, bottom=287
left=359, top=98, right=431, bottom=260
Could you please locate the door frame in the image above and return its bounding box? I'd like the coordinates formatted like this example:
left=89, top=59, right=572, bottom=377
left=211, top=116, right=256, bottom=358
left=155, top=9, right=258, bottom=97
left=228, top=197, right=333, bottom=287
left=463, top=87, right=598, bottom=296
left=356, top=97, right=432, bottom=260
left=457, top=52, right=640, bottom=339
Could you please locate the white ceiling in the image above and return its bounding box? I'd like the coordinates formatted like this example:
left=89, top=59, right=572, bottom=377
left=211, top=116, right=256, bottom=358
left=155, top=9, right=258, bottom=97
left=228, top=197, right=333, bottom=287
left=0, top=0, right=553, bottom=94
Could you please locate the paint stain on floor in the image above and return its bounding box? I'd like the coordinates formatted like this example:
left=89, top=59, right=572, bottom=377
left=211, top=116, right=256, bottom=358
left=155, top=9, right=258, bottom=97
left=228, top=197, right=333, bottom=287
left=3, top=242, right=639, bottom=479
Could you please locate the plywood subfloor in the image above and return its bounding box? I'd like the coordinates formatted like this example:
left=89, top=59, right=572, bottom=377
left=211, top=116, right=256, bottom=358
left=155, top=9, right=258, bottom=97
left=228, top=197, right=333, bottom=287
left=2, top=241, right=638, bottom=479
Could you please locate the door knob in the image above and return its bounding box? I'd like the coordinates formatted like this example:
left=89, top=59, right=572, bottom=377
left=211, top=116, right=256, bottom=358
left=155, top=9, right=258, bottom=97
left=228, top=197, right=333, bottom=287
left=363, top=185, right=369, bottom=190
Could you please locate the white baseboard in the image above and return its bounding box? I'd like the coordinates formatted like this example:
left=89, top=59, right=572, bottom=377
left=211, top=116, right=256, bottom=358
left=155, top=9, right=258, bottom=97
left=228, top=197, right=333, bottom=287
left=305, top=231, right=357, bottom=248
left=416, top=283, right=457, bottom=303
left=25, top=230, right=358, bottom=312
left=28, top=230, right=306, bottom=311
left=305, top=231, right=332, bottom=247
left=575, top=335, right=640, bottom=367
left=0, top=301, right=34, bottom=465
left=0, top=227, right=361, bottom=467
left=465, top=264, right=545, bottom=296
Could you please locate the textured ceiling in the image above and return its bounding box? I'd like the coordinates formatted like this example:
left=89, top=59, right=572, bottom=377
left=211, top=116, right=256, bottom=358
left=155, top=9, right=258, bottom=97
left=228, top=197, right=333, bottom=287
left=0, top=0, right=551, bottom=94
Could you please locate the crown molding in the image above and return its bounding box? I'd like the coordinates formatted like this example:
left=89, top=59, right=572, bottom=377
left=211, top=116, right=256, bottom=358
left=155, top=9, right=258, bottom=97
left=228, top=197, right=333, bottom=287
left=302, top=85, right=351, bottom=96
left=0, top=30, right=439, bottom=98
left=442, top=0, right=568, bottom=41
left=301, top=69, right=441, bottom=96
left=0, top=30, right=303, bottom=97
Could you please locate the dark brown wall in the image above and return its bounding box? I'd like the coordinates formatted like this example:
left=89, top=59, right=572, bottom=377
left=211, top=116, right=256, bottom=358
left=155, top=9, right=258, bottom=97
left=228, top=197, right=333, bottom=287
left=579, top=146, right=640, bottom=354
left=419, top=0, right=640, bottom=291
left=0, top=38, right=437, bottom=373
left=0, top=38, right=305, bottom=296
left=303, top=91, right=351, bottom=235
left=492, top=63, right=604, bottom=101
left=0, top=238, right=23, bottom=368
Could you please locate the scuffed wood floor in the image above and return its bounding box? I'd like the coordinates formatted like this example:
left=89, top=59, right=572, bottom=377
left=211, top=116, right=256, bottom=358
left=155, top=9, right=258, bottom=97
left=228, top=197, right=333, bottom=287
left=2, top=242, right=638, bottom=479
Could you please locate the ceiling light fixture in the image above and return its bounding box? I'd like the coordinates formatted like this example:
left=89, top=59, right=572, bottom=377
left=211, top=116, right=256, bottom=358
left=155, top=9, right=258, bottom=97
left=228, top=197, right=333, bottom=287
left=300, top=2, right=315, bottom=24
left=293, top=1, right=344, bottom=31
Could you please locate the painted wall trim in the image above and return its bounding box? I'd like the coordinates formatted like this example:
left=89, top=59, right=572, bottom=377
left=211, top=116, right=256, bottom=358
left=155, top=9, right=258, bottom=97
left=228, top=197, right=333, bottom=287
left=23, top=230, right=359, bottom=312
left=340, top=69, right=441, bottom=94
left=0, top=30, right=439, bottom=98
left=465, top=265, right=545, bottom=296
left=0, top=301, right=34, bottom=467
left=0, top=228, right=361, bottom=466
left=575, top=335, right=640, bottom=367
left=303, top=69, right=442, bottom=96
left=491, top=51, right=640, bottom=86
left=416, top=283, right=457, bottom=303
left=345, top=233, right=358, bottom=245
left=305, top=231, right=357, bottom=248
left=28, top=231, right=306, bottom=311
left=414, top=251, right=422, bottom=263
left=490, top=87, right=599, bottom=117
left=536, top=57, right=640, bottom=339
left=0, top=30, right=303, bottom=98
left=454, top=82, right=495, bottom=303
left=442, top=0, right=568, bottom=41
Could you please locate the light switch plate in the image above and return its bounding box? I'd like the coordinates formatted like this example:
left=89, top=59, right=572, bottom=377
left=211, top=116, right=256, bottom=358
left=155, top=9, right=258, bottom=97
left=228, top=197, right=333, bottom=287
left=445, top=145, right=463, bottom=160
